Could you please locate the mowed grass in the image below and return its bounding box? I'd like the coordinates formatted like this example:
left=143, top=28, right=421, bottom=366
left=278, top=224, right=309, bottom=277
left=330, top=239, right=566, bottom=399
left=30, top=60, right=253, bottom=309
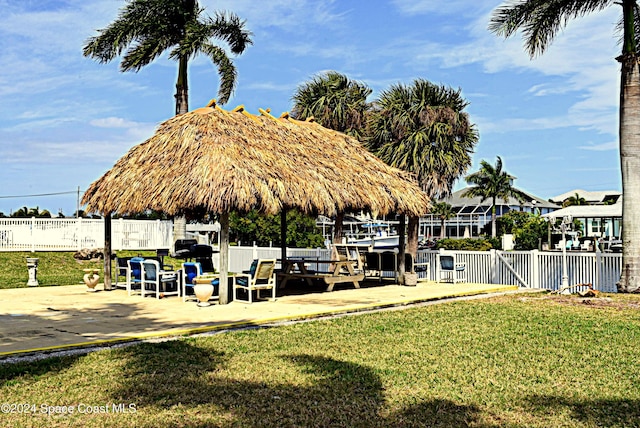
left=0, top=251, right=184, bottom=289
left=1, top=293, right=640, bottom=427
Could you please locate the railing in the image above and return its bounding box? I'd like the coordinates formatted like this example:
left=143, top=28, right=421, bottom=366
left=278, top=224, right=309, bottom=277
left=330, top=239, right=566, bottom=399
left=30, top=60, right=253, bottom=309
left=221, top=246, right=621, bottom=292
left=428, top=249, right=621, bottom=292
left=0, top=218, right=173, bottom=251
left=0, top=218, right=623, bottom=292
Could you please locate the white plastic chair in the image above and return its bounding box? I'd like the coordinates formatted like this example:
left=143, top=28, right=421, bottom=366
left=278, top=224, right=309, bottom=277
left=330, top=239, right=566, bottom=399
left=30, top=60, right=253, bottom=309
left=141, top=259, right=178, bottom=299
left=438, top=255, right=466, bottom=283
left=233, top=259, right=277, bottom=303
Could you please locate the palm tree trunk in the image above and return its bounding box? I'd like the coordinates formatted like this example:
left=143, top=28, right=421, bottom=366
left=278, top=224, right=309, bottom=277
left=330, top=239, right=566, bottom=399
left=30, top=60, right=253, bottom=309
left=440, top=218, right=445, bottom=239
left=617, top=0, right=640, bottom=293
left=218, top=212, right=230, bottom=304
left=175, top=55, right=189, bottom=115
left=333, top=212, right=344, bottom=244
left=617, top=57, right=640, bottom=292
left=398, top=215, right=406, bottom=284
left=407, top=215, right=419, bottom=258
left=103, top=213, right=112, bottom=291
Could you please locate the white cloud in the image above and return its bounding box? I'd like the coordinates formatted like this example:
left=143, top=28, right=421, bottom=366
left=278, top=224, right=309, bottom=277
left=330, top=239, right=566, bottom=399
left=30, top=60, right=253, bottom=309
left=90, top=117, right=141, bottom=129
left=579, top=141, right=618, bottom=151
left=391, top=0, right=495, bottom=16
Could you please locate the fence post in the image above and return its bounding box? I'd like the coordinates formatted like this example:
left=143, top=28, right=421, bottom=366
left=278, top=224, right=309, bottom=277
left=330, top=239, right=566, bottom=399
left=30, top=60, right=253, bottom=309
left=595, top=251, right=602, bottom=290
left=490, top=249, right=497, bottom=284
left=31, top=217, right=35, bottom=252
left=75, top=217, right=81, bottom=251
left=531, top=250, right=539, bottom=289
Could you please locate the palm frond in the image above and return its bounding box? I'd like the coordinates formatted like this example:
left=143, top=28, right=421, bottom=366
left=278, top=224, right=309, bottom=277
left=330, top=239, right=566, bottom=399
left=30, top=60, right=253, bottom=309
left=489, top=0, right=614, bottom=57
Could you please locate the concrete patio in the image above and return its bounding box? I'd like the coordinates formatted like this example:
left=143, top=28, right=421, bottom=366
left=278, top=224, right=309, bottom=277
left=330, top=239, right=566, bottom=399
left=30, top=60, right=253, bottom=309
left=0, top=281, right=519, bottom=358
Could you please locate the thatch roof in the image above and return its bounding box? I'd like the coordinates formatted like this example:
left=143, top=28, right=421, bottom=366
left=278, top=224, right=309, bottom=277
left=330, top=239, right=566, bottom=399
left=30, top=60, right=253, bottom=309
left=82, top=103, right=429, bottom=217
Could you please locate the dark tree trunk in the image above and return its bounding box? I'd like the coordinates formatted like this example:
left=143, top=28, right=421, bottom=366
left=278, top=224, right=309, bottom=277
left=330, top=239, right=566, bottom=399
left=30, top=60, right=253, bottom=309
left=175, top=55, right=189, bottom=115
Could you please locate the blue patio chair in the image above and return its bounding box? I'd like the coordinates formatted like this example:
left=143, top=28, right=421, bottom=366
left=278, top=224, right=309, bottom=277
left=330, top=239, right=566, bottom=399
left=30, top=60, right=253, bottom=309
left=127, top=257, right=145, bottom=296
left=438, top=255, right=466, bottom=283
left=114, top=256, right=132, bottom=289
left=182, top=262, right=201, bottom=302
left=182, top=262, right=219, bottom=303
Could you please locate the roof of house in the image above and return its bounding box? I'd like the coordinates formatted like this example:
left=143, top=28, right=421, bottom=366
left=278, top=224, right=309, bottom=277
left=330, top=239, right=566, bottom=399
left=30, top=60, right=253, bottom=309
left=442, top=187, right=560, bottom=211
left=549, top=189, right=622, bottom=205
left=541, top=199, right=622, bottom=219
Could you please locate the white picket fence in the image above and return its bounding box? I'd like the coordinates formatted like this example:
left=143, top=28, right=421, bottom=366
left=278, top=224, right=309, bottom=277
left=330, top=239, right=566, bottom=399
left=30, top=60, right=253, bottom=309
left=0, top=218, right=173, bottom=251
left=413, top=249, right=621, bottom=293
left=0, top=218, right=623, bottom=292
left=224, top=246, right=621, bottom=293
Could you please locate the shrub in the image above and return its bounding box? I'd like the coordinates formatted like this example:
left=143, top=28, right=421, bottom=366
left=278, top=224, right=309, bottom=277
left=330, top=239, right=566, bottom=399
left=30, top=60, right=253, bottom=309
left=435, top=238, right=494, bottom=251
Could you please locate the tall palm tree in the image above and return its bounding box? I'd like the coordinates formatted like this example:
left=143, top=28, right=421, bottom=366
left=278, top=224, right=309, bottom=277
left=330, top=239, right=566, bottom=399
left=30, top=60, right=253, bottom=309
left=367, top=79, right=479, bottom=256
left=463, top=157, right=527, bottom=238
left=489, top=0, right=640, bottom=291
left=430, top=202, right=456, bottom=239
left=83, top=0, right=252, bottom=114
left=292, top=71, right=372, bottom=244
left=291, top=71, right=372, bottom=140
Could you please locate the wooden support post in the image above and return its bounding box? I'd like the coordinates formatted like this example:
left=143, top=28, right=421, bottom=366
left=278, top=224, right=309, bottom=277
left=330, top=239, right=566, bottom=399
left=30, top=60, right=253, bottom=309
left=103, top=213, right=113, bottom=291
left=219, top=212, right=230, bottom=304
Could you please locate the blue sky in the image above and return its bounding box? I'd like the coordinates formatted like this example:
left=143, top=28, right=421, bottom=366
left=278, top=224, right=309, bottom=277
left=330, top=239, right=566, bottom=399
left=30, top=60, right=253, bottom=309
left=0, top=0, right=622, bottom=216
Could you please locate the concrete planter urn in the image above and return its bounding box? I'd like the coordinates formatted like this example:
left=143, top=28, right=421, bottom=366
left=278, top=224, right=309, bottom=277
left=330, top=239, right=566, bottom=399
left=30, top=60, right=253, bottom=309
left=83, top=269, right=100, bottom=292
left=194, top=282, right=214, bottom=306
left=404, top=272, right=418, bottom=286
left=26, top=257, right=39, bottom=287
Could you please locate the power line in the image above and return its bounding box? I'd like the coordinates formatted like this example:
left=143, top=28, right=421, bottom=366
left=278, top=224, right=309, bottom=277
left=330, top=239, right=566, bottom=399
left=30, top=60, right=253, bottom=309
left=0, top=190, right=82, bottom=199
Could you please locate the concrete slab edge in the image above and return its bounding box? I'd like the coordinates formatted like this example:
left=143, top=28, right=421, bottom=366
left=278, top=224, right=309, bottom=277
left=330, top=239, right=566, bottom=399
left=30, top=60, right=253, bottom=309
left=0, top=285, right=520, bottom=360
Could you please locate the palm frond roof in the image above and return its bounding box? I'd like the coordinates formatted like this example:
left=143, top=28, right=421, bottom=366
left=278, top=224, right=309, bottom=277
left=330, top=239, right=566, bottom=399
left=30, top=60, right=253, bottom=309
left=82, top=103, right=429, bottom=217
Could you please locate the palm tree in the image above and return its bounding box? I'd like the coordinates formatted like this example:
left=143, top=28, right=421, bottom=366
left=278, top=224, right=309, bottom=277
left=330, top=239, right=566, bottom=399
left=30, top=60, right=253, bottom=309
left=83, top=0, right=252, bottom=114
left=489, top=0, right=640, bottom=291
left=430, top=202, right=456, bottom=239
left=291, top=71, right=372, bottom=140
left=563, top=192, right=587, bottom=208
left=291, top=71, right=372, bottom=244
left=367, top=79, right=479, bottom=256
left=463, top=157, right=527, bottom=238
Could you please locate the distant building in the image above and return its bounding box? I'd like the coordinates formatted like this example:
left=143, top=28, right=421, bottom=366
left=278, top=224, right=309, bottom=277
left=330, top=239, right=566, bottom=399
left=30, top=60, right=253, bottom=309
left=543, top=189, right=622, bottom=243
left=421, top=186, right=560, bottom=239
left=549, top=189, right=621, bottom=206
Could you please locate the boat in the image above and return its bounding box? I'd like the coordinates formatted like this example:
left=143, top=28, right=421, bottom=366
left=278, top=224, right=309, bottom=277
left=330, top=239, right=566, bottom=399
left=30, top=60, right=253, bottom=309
left=347, top=234, right=399, bottom=249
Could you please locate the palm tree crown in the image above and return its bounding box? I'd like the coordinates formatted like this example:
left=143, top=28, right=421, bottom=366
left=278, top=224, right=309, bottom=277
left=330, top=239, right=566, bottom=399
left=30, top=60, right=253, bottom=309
left=291, top=71, right=372, bottom=140
left=83, top=0, right=252, bottom=113
left=430, top=201, right=455, bottom=239
left=563, top=192, right=587, bottom=207
left=366, top=79, right=478, bottom=199
left=464, top=156, right=527, bottom=237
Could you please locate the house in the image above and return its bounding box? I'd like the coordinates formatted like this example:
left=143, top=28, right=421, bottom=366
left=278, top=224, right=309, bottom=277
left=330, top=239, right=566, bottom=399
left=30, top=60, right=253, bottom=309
left=545, top=189, right=622, bottom=242
left=421, top=186, right=560, bottom=239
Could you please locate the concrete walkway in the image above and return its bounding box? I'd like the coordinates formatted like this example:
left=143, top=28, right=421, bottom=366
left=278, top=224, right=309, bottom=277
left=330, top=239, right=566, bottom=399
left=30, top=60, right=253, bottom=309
left=0, top=281, right=518, bottom=358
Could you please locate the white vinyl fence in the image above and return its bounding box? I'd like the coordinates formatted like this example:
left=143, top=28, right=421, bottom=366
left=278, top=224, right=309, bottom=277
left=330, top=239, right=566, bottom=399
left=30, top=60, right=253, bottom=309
left=415, top=249, right=621, bottom=293
left=0, top=218, right=173, bottom=251
left=0, top=217, right=623, bottom=292
left=223, top=246, right=621, bottom=293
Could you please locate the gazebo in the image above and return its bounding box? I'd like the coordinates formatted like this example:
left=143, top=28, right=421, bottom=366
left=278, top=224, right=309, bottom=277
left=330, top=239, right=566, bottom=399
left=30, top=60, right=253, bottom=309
left=82, top=102, right=429, bottom=303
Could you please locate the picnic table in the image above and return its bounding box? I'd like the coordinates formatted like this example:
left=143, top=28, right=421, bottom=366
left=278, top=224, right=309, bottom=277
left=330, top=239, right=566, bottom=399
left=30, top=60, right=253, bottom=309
left=278, top=258, right=364, bottom=291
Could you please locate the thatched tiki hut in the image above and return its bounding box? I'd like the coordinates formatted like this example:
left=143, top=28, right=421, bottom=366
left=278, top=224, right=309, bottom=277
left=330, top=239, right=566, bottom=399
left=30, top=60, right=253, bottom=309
left=83, top=102, right=429, bottom=303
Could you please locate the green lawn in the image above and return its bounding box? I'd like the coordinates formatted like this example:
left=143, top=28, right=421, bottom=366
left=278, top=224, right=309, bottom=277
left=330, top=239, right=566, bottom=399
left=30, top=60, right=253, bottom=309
left=0, top=251, right=185, bottom=289
left=1, top=293, right=639, bottom=427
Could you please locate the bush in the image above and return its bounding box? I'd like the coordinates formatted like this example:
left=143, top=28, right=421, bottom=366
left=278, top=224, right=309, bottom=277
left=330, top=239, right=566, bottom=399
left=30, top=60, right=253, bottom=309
left=435, top=238, right=495, bottom=251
